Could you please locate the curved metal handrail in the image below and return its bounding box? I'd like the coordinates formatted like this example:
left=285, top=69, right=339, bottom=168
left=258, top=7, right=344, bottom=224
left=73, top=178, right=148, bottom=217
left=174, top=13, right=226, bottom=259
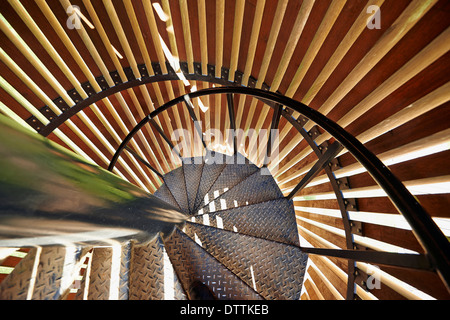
left=108, top=86, right=450, bottom=293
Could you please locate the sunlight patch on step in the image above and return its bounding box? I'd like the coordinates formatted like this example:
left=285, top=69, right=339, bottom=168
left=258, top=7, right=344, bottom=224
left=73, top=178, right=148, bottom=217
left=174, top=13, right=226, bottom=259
left=220, top=199, right=227, bottom=210
left=250, top=265, right=257, bottom=292
left=163, top=247, right=175, bottom=300
left=203, top=214, right=210, bottom=226
left=216, top=216, right=223, bottom=229
left=209, top=201, right=216, bottom=213
left=194, top=233, right=202, bottom=247
left=109, top=243, right=122, bottom=300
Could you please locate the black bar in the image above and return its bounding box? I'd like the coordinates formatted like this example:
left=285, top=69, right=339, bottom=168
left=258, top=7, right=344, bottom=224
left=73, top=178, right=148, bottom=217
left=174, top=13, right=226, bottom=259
left=287, top=141, right=343, bottom=200
left=301, top=247, right=433, bottom=271
left=281, top=109, right=357, bottom=299
left=124, top=146, right=164, bottom=179
left=148, top=118, right=182, bottom=159
left=226, top=93, right=237, bottom=154
left=108, top=115, right=153, bottom=171
left=183, top=95, right=207, bottom=150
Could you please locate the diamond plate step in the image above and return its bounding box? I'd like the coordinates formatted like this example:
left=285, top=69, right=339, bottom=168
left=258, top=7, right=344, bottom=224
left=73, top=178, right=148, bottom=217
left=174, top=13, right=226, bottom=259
left=162, top=166, right=190, bottom=214
left=0, top=248, right=38, bottom=300
left=153, top=183, right=181, bottom=211
left=182, top=156, right=205, bottom=214
left=198, top=153, right=259, bottom=212
left=0, top=246, right=90, bottom=300
left=129, top=235, right=187, bottom=300
left=192, top=198, right=300, bottom=246
left=198, top=169, right=284, bottom=215
left=163, top=227, right=264, bottom=300
left=184, top=222, right=308, bottom=300
left=192, top=152, right=228, bottom=212
left=85, top=242, right=132, bottom=300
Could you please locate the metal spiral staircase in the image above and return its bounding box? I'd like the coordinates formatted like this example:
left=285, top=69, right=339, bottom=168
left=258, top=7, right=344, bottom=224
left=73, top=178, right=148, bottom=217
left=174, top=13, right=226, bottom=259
left=0, top=0, right=450, bottom=301
left=0, top=87, right=449, bottom=300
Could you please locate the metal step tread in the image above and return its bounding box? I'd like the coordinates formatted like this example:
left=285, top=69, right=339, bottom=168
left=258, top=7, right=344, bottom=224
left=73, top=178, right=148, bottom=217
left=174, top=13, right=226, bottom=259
left=129, top=235, right=187, bottom=300
left=190, top=198, right=300, bottom=246
left=182, top=156, right=205, bottom=214
left=163, top=227, right=264, bottom=300
left=197, top=168, right=284, bottom=215
left=161, top=166, right=190, bottom=215
left=153, top=183, right=182, bottom=211
left=196, top=152, right=259, bottom=212
left=191, top=152, right=228, bottom=213
left=183, top=222, right=308, bottom=300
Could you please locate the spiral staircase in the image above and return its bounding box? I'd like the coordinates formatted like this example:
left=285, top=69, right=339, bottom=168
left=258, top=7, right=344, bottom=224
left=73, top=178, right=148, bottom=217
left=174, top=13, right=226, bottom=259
left=1, top=0, right=450, bottom=301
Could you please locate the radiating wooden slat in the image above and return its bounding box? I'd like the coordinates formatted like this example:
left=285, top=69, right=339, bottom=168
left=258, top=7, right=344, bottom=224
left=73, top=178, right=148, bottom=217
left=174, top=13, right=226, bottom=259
left=271, top=0, right=439, bottom=175
left=301, top=0, right=386, bottom=104
left=229, top=0, right=245, bottom=81
left=293, top=175, right=450, bottom=203
left=100, top=0, right=172, bottom=177
left=239, top=0, right=288, bottom=159
left=215, top=0, right=225, bottom=78
left=57, top=0, right=160, bottom=191
left=271, top=80, right=450, bottom=179
left=288, top=128, right=450, bottom=189
left=296, top=205, right=450, bottom=237
left=0, top=73, right=98, bottom=165
left=285, top=0, right=347, bottom=98
left=315, top=26, right=450, bottom=146
left=235, top=0, right=265, bottom=132
left=160, top=0, right=195, bottom=158
left=304, top=0, right=438, bottom=129
left=299, top=223, right=436, bottom=299
left=197, top=0, right=208, bottom=75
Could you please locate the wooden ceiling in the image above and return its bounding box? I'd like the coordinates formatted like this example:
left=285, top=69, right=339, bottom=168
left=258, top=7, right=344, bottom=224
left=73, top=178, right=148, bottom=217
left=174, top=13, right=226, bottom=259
left=1, top=0, right=449, bottom=185
left=0, top=0, right=449, bottom=299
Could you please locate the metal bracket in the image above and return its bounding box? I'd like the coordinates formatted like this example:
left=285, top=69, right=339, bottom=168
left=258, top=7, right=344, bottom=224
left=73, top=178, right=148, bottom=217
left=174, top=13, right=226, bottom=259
left=138, top=63, right=149, bottom=78
left=234, top=70, right=243, bottom=85
left=308, top=126, right=320, bottom=140
left=221, top=66, right=229, bottom=81
left=193, top=62, right=202, bottom=76
left=283, top=106, right=294, bottom=116
left=81, top=81, right=97, bottom=97
left=296, top=116, right=308, bottom=127
left=248, top=76, right=257, bottom=88
left=109, top=70, right=123, bottom=85
left=207, top=64, right=215, bottom=78
left=25, top=116, right=45, bottom=132
left=123, top=66, right=136, bottom=81
left=152, top=61, right=163, bottom=75
left=53, top=97, right=70, bottom=112
left=180, top=61, right=189, bottom=74
left=354, top=267, right=370, bottom=294
left=96, top=75, right=109, bottom=90
left=261, top=82, right=270, bottom=91
left=67, top=88, right=83, bottom=104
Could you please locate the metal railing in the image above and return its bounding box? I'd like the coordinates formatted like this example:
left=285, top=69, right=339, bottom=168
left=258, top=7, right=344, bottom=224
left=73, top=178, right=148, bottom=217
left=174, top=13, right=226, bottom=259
left=107, top=86, right=450, bottom=298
